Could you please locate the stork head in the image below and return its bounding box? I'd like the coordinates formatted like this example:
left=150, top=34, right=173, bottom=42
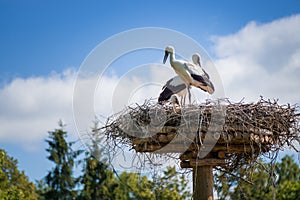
left=163, top=46, right=175, bottom=64
left=192, top=53, right=201, bottom=66
left=170, top=95, right=179, bottom=105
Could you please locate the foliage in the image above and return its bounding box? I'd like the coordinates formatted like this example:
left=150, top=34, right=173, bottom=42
left=152, top=166, right=192, bottom=200
left=276, top=180, right=300, bottom=200
left=35, top=179, right=51, bottom=200
left=78, top=153, right=118, bottom=200
left=78, top=121, right=191, bottom=199
left=114, top=172, right=154, bottom=200
left=0, top=149, right=38, bottom=200
left=215, top=155, right=300, bottom=200
left=78, top=121, right=118, bottom=200
left=275, top=155, right=300, bottom=200
left=113, top=166, right=192, bottom=200
left=42, top=121, right=83, bottom=200
left=276, top=155, right=300, bottom=185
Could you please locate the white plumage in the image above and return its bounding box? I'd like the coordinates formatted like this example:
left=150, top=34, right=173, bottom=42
left=163, top=46, right=214, bottom=97
left=158, top=76, right=190, bottom=106
left=192, top=53, right=210, bottom=79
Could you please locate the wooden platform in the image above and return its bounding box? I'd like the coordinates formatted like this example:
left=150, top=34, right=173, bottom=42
left=130, top=125, right=274, bottom=168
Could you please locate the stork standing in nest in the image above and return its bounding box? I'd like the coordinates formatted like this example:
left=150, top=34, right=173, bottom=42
left=158, top=75, right=190, bottom=111
left=192, top=53, right=211, bottom=80
left=161, top=46, right=215, bottom=108
left=158, top=54, right=206, bottom=107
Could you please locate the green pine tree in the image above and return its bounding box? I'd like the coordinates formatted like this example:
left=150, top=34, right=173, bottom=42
left=43, top=121, right=82, bottom=200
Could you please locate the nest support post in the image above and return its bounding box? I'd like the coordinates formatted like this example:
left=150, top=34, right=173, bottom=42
left=193, top=165, right=214, bottom=200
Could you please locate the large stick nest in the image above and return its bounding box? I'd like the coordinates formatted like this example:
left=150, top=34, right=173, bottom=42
left=101, top=97, right=300, bottom=173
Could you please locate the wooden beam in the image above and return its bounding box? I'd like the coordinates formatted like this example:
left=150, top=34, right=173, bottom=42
left=134, top=142, right=262, bottom=154
left=180, top=158, right=226, bottom=168
left=131, top=131, right=274, bottom=148
left=190, top=159, right=226, bottom=167
left=179, top=144, right=260, bottom=160
left=193, top=166, right=214, bottom=200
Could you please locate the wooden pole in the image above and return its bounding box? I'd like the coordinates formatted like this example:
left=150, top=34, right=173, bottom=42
left=193, top=166, right=214, bottom=200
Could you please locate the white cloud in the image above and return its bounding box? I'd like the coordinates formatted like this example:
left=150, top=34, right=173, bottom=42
left=213, top=14, right=300, bottom=104
left=0, top=69, right=76, bottom=150
left=0, top=65, right=175, bottom=151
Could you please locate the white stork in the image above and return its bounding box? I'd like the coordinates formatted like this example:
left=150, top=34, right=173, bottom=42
left=191, top=53, right=214, bottom=93
left=158, top=76, right=190, bottom=110
left=192, top=53, right=210, bottom=79
left=163, top=46, right=215, bottom=99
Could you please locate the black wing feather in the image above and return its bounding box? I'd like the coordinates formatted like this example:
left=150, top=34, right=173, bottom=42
left=191, top=74, right=215, bottom=93
left=191, top=74, right=208, bottom=85
left=158, top=83, right=186, bottom=102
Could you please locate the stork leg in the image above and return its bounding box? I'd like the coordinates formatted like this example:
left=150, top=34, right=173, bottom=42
left=197, top=110, right=203, bottom=145
left=187, top=86, right=191, bottom=105
left=172, top=103, right=177, bottom=113
left=180, top=96, right=183, bottom=107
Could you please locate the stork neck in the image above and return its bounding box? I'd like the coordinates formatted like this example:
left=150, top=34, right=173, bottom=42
left=169, top=52, right=175, bottom=63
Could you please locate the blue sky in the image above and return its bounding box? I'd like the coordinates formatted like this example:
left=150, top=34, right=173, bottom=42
left=1, top=1, right=300, bottom=181
left=1, top=0, right=299, bottom=79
